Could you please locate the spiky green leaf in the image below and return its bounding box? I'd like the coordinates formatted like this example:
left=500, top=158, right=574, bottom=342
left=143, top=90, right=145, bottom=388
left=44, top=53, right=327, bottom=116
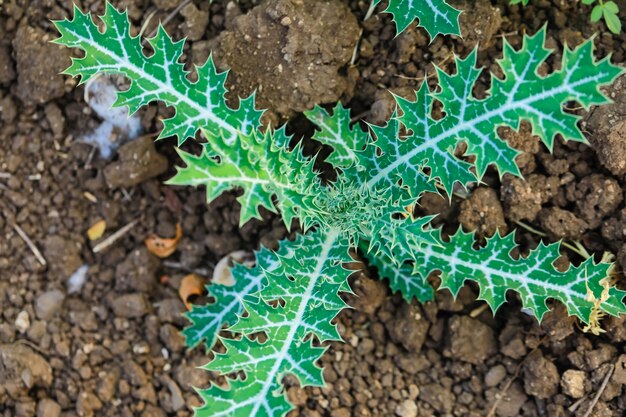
left=52, top=3, right=263, bottom=146
left=168, top=127, right=322, bottom=227
left=362, top=28, right=624, bottom=196
left=407, top=228, right=626, bottom=323
left=183, top=247, right=279, bottom=350
left=305, top=104, right=368, bottom=168
left=372, top=0, right=461, bottom=38
left=196, top=229, right=352, bottom=417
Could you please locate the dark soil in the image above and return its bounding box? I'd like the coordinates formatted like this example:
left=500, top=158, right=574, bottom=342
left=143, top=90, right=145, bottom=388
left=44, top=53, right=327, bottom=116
left=3, top=1, right=626, bottom=417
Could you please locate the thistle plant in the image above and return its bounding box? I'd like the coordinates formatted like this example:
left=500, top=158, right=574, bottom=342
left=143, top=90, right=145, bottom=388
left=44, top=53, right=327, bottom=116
left=53, top=2, right=626, bottom=417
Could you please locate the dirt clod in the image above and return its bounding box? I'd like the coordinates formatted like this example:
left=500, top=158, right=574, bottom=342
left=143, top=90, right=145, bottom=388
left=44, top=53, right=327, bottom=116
left=539, top=207, right=589, bottom=240
left=12, top=24, right=69, bottom=105
left=522, top=350, right=560, bottom=399
left=103, top=135, right=168, bottom=189
left=213, top=0, right=359, bottom=120
left=459, top=187, right=507, bottom=238
left=458, top=0, right=502, bottom=50
left=444, top=315, right=497, bottom=365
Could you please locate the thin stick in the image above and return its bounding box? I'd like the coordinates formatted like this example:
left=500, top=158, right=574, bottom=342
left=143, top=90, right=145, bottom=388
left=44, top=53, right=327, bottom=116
left=145, top=0, right=192, bottom=40
left=350, top=29, right=363, bottom=65
left=567, top=396, right=587, bottom=413
left=12, top=223, right=47, bottom=266
left=92, top=219, right=139, bottom=253
left=582, top=364, right=614, bottom=417
left=162, top=260, right=213, bottom=277
left=364, top=0, right=377, bottom=20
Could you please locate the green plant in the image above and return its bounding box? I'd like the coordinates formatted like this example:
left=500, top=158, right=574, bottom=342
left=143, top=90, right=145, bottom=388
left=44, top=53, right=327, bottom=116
left=54, top=2, right=626, bottom=417
left=511, top=0, right=622, bottom=34
left=371, top=0, right=461, bottom=37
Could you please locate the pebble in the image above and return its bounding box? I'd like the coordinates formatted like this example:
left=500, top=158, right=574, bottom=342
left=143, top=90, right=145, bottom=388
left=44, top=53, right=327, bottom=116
left=395, top=399, right=418, bottom=417
left=35, top=290, right=65, bottom=320
left=37, top=398, right=61, bottom=417
left=485, top=364, right=507, bottom=387
left=103, top=135, right=168, bottom=189
left=561, top=369, right=586, bottom=398
left=110, top=293, right=151, bottom=318
left=15, top=310, right=30, bottom=333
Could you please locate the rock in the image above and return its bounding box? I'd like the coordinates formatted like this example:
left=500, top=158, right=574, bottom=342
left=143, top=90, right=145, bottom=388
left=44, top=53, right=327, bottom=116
left=13, top=24, right=70, bottom=105
left=35, top=290, right=65, bottom=320
left=0, top=323, right=15, bottom=343
left=43, top=236, right=83, bottom=280
left=159, top=324, right=186, bottom=353
left=15, top=310, right=30, bottom=333
left=444, top=316, right=497, bottom=365
left=76, top=391, right=102, bottom=417
left=15, top=401, right=36, bottom=417
left=561, top=370, right=587, bottom=398
left=141, top=405, right=167, bottom=417
left=37, top=399, right=61, bottom=417
left=103, top=135, right=168, bottom=189
left=485, top=365, right=507, bottom=387
left=96, top=367, right=120, bottom=402
left=0, top=344, right=53, bottom=398
left=493, top=382, right=527, bottom=417
left=159, top=375, right=185, bottom=412
left=156, top=298, right=187, bottom=326
left=212, top=0, right=360, bottom=119
left=180, top=2, right=209, bottom=41
left=612, top=354, right=626, bottom=385
left=419, top=383, right=454, bottom=414
left=123, top=360, right=148, bottom=386
left=385, top=303, right=429, bottom=352
left=115, top=248, right=159, bottom=293
left=522, top=350, right=559, bottom=398
left=330, top=408, right=351, bottom=417
left=459, top=187, right=507, bottom=238
left=395, top=399, right=418, bottom=417
left=110, top=293, right=151, bottom=318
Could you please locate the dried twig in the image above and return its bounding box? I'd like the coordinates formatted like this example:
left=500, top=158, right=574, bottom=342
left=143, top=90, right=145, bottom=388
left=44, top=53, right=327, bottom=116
left=12, top=222, right=47, bottom=266
left=144, top=0, right=192, bottom=40
left=582, top=364, right=614, bottom=417
left=162, top=260, right=213, bottom=277
left=92, top=219, right=139, bottom=253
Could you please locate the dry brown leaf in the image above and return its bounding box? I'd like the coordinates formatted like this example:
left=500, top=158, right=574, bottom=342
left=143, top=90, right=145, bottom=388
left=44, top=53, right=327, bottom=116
left=179, top=273, right=205, bottom=310
left=87, top=219, right=106, bottom=241
left=144, top=223, right=182, bottom=258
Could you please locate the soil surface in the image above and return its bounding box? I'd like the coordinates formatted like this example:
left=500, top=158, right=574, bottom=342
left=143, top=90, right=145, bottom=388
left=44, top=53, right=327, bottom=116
left=3, top=1, right=626, bottom=417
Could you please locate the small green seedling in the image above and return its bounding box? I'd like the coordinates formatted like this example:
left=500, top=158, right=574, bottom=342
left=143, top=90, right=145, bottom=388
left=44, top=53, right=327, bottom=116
left=512, top=0, right=622, bottom=34
left=53, top=2, right=625, bottom=416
